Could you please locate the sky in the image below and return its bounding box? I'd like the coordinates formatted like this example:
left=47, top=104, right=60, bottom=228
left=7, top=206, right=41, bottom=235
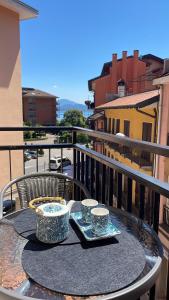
left=21, top=0, right=169, bottom=103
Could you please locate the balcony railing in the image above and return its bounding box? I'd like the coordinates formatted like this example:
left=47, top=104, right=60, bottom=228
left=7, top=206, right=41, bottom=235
left=0, top=126, right=169, bottom=299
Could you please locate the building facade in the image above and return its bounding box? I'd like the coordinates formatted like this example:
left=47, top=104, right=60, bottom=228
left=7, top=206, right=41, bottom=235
left=89, top=50, right=163, bottom=108
left=87, top=50, right=164, bottom=154
left=96, top=89, right=159, bottom=211
left=0, top=1, right=38, bottom=188
left=22, top=88, right=57, bottom=126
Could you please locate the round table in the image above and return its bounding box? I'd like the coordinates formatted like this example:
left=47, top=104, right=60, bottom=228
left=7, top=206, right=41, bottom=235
left=0, top=205, right=163, bottom=300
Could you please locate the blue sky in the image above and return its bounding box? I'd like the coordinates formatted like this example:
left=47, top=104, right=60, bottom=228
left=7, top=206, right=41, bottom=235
left=21, top=0, right=169, bottom=103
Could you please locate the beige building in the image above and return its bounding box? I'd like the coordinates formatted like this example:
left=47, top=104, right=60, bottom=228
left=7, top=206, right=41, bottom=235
left=0, top=1, right=38, bottom=188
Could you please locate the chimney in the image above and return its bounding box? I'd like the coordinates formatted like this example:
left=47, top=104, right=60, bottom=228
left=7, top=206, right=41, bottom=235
left=112, top=53, right=118, bottom=93
left=122, top=51, right=127, bottom=59
left=112, top=53, right=117, bottom=62
left=133, top=50, right=139, bottom=93
left=122, top=51, right=127, bottom=82
left=133, top=50, right=139, bottom=59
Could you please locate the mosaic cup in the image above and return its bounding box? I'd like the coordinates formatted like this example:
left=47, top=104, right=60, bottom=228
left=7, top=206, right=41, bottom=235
left=81, top=199, right=98, bottom=224
left=91, top=207, right=109, bottom=236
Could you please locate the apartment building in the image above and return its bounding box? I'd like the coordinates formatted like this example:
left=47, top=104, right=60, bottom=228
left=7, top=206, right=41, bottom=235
left=0, top=1, right=38, bottom=188
left=89, top=50, right=163, bottom=108
left=22, top=88, right=57, bottom=126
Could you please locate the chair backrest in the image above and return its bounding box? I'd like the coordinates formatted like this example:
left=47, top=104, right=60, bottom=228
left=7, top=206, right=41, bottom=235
left=0, top=172, right=91, bottom=218
left=16, top=175, right=67, bottom=208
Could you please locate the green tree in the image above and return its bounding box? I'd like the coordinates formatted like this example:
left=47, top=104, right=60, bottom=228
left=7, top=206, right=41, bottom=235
left=58, top=109, right=90, bottom=145
left=24, top=131, right=31, bottom=140
left=60, top=110, right=86, bottom=127
left=32, top=131, right=37, bottom=139
left=77, top=133, right=89, bottom=144
left=24, top=121, right=32, bottom=127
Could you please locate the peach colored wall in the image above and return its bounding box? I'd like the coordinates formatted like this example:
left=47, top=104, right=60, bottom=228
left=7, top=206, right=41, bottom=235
left=0, top=5, right=23, bottom=188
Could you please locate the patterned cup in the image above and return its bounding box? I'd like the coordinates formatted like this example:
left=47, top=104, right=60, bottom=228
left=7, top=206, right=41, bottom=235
left=91, top=207, right=109, bottom=235
left=81, top=199, right=98, bottom=224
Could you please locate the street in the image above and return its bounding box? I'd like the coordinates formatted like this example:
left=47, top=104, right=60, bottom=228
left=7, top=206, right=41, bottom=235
left=25, top=134, right=73, bottom=176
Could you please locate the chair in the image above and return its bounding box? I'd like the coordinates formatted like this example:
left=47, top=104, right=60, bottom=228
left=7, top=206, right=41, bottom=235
left=0, top=172, right=91, bottom=219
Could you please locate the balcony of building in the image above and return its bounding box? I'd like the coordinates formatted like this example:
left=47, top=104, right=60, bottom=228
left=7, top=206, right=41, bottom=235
left=0, top=127, right=169, bottom=300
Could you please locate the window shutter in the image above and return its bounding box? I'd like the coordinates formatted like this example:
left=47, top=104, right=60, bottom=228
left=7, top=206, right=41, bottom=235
left=116, top=119, right=120, bottom=134
left=124, top=120, right=130, bottom=137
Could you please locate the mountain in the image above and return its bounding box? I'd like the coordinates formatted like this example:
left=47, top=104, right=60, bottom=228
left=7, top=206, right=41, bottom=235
left=57, top=99, right=93, bottom=120
left=58, top=99, right=87, bottom=111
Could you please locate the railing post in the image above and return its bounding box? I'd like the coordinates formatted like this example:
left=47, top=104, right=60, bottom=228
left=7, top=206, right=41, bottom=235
left=72, top=131, right=77, bottom=144
left=117, top=173, right=122, bottom=209
left=101, top=164, right=106, bottom=204
left=72, top=130, right=77, bottom=197
left=73, top=149, right=77, bottom=200
left=90, top=158, right=94, bottom=198
left=95, top=161, right=100, bottom=201
left=108, top=168, right=114, bottom=206
left=49, top=149, right=51, bottom=172
left=153, top=192, right=160, bottom=233
left=85, top=155, right=89, bottom=191
left=36, top=149, right=39, bottom=172
left=77, top=151, right=81, bottom=199
left=127, top=177, right=132, bottom=212
left=73, top=130, right=77, bottom=180
left=139, top=184, right=145, bottom=220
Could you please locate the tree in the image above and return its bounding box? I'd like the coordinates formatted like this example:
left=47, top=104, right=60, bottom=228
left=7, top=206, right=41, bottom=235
left=32, top=131, right=37, bottom=139
left=58, top=109, right=90, bottom=145
left=24, top=121, right=32, bottom=127
left=60, top=110, right=86, bottom=127
left=24, top=131, right=31, bottom=140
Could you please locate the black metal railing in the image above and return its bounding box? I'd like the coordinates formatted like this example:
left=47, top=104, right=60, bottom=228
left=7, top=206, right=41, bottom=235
left=1, top=126, right=169, bottom=299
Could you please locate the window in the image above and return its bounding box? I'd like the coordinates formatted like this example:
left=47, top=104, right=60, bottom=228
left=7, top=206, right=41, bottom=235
left=142, top=122, right=152, bottom=142
left=100, top=121, right=104, bottom=130
left=141, top=122, right=152, bottom=163
left=124, top=120, right=130, bottom=137
left=112, top=119, right=115, bottom=134
left=106, top=118, right=109, bottom=132
left=28, top=97, right=35, bottom=104
left=115, top=119, right=120, bottom=134
left=109, top=118, right=111, bottom=133
left=123, top=120, right=131, bottom=155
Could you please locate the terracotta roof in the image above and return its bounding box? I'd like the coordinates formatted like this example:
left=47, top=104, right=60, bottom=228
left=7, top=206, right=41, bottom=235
left=22, top=88, right=57, bottom=98
left=96, top=90, right=160, bottom=110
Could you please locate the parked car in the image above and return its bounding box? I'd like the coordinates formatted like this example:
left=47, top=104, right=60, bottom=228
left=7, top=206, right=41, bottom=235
left=24, top=151, right=32, bottom=162
left=27, top=150, right=38, bottom=159
left=50, top=156, right=71, bottom=170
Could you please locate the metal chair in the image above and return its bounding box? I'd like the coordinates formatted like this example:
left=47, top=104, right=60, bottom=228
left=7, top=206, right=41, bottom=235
left=0, top=172, right=91, bottom=219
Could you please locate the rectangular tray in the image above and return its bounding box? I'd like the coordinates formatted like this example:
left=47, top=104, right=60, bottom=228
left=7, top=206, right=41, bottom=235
left=71, top=211, right=121, bottom=241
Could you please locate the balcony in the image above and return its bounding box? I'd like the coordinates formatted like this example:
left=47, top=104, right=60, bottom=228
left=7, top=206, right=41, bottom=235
left=108, top=142, right=153, bottom=168
left=0, top=126, right=169, bottom=299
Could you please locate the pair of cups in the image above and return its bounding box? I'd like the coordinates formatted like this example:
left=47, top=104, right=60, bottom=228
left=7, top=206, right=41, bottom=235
left=81, top=199, right=109, bottom=236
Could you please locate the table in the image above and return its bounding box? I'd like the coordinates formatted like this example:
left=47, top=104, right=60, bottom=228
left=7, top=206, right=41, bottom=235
left=0, top=204, right=163, bottom=300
